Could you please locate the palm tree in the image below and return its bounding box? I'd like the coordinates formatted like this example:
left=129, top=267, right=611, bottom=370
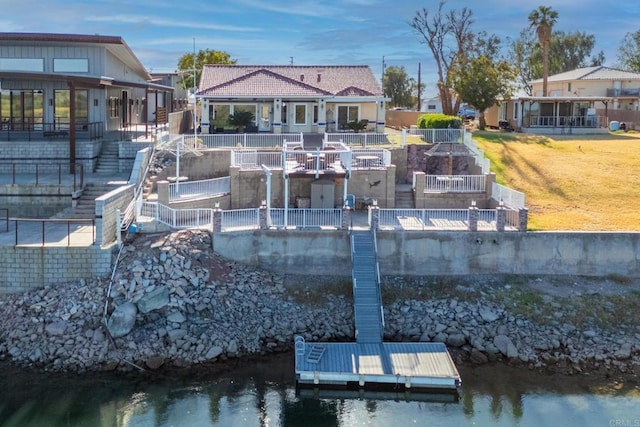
left=528, top=6, right=558, bottom=97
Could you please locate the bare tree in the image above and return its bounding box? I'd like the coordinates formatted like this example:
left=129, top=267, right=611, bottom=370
left=410, top=1, right=474, bottom=116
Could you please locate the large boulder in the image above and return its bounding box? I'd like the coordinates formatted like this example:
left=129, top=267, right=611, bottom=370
left=136, top=287, right=170, bottom=314
left=107, top=302, right=137, bottom=338
left=493, top=334, right=519, bottom=359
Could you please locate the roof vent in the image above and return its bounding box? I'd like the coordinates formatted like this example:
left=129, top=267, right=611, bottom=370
left=300, top=74, right=304, bottom=82
left=317, top=73, right=321, bottom=82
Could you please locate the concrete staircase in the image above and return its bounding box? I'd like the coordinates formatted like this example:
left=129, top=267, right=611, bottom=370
left=395, top=185, right=415, bottom=209
left=95, top=140, right=120, bottom=174
left=52, top=183, right=121, bottom=219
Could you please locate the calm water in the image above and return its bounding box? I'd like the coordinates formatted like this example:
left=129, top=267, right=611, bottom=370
left=0, top=354, right=638, bottom=427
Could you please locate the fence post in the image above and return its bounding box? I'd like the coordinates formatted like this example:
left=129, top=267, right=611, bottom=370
left=212, top=207, right=222, bottom=233
left=369, top=203, right=380, bottom=230
left=116, top=209, right=122, bottom=248
left=468, top=203, right=478, bottom=232
left=518, top=208, right=528, bottom=232
left=401, top=128, right=407, bottom=147
left=259, top=203, right=268, bottom=229
left=342, top=206, right=352, bottom=230
left=496, top=205, right=506, bottom=232
left=157, top=180, right=170, bottom=204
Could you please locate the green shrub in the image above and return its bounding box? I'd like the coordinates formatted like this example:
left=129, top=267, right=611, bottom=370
left=417, top=113, right=462, bottom=129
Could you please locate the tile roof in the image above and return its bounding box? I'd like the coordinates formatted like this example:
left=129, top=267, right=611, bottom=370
left=198, top=65, right=382, bottom=97
left=530, top=66, right=640, bottom=83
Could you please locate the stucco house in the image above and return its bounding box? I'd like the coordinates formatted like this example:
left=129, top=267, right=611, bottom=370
left=486, top=66, right=640, bottom=133
left=196, top=65, right=387, bottom=134
left=0, top=32, right=174, bottom=168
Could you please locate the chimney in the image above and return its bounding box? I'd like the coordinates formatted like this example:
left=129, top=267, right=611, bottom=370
left=317, top=73, right=321, bottom=82
left=300, top=74, right=304, bottom=82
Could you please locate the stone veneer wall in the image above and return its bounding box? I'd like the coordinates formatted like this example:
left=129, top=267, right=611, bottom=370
left=0, top=245, right=113, bottom=293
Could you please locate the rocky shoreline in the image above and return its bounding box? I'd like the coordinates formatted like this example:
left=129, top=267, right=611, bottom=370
left=0, top=230, right=638, bottom=377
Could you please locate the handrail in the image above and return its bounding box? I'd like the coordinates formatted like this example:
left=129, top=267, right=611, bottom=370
left=7, top=217, right=95, bottom=246
left=0, top=162, right=84, bottom=192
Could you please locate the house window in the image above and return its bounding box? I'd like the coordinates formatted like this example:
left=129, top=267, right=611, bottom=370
left=213, top=104, right=230, bottom=130
left=53, top=58, right=89, bottom=73
left=337, top=105, right=359, bottom=130
left=0, top=58, right=43, bottom=72
left=313, top=105, right=318, bottom=123
left=294, top=104, right=306, bottom=125
left=568, top=83, right=572, bottom=93
left=109, top=97, right=120, bottom=119
left=0, top=89, right=44, bottom=131
left=55, top=89, right=88, bottom=128
left=427, top=105, right=436, bottom=110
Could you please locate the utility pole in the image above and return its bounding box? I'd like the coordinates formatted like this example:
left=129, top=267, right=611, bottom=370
left=417, top=62, right=421, bottom=111
left=381, top=56, right=386, bottom=96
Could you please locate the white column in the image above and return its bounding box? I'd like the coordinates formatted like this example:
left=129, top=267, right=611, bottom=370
left=273, top=99, right=282, bottom=134
left=317, top=98, right=327, bottom=133
left=376, top=99, right=386, bottom=132
left=201, top=100, right=209, bottom=134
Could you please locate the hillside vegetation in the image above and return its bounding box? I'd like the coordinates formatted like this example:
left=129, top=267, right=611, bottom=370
left=472, top=131, right=640, bottom=231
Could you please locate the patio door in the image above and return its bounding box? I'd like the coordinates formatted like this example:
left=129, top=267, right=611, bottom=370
left=258, top=104, right=271, bottom=132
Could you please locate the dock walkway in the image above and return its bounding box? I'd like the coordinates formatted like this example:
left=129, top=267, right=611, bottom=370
left=295, top=229, right=462, bottom=392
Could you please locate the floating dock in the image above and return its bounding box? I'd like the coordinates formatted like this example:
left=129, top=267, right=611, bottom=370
left=294, top=230, right=461, bottom=393
left=295, top=339, right=461, bottom=391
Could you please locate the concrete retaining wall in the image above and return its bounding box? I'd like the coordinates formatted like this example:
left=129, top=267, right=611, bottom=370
left=212, top=230, right=640, bottom=278
left=0, top=140, right=101, bottom=172
left=96, top=185, right=135, bottom=246
left=0, top=245, right=113, bottom=293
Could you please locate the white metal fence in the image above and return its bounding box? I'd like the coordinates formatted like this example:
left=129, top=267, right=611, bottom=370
left=424, top=175, right=486, bottom=192
left=268, top=208, right=342, bottom=228
left=220, top=208, right=260, bottom=231
left=231, top=150, right=283, bottom=169
left=140, top=202, right=213, bottom=229
left=407, top=128, right=464, bottom=144
left=464, top=133, right=491, bottom=174
left=196, top=133, right=303, bottom=149
left=492, top=182, right=526, bottom=209
left=350, top=149, right=391, bottom=169
left=169, top=176, right=230, bottom=201
left=378, top=208, right=517, bottom=231
left=325, top=133, right=393, bottom=147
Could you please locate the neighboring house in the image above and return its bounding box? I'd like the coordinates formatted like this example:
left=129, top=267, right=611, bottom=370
left=420, top=96, right=443, bottom=113
left=0, top=32, right=173, bottom=168
left=196, top=65, right=387, bottom=134
left=149, top=72, right=190, bottom=123
left=486, top=66, right=640, bottom=133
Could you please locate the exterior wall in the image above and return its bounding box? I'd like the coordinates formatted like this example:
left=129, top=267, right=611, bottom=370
left=95, top=184, right=135, bottom=246
left=0, top=245, right=113, bottom=294
left=0, top=183, right=75, bottom=217
left=104, top=50, right=148, bottom=83
left=119, top=141, right=153, bottom=174
left=0, top=139, right=101, bottom=171
left=213, top=231, right=640, bottom=278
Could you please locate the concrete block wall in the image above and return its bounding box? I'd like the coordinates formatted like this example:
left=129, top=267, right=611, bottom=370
left=119, top=142, right=153, bottom=174
left=95, top=185, right=135, bottom=246
left=0, top=245, right=113, bottom=294
left=0, top=140, right=101, bottom=172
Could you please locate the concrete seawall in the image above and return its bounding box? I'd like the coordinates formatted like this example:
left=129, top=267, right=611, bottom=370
left=213, top=231, right=640, bottom=278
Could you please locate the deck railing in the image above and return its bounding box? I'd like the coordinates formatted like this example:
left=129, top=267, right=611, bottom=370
left=492, top=182, right=525, bottom=209
left=231, top=150, right=283, bottom=169
left=268, top=208, right=342, bottom=228
left=193, top=133, right=304, bottom=149
left=523, top=115, right=602, bottom=128
left=0, top=162, right=84, bottom=191
left=220, top=208, right=260, bottom=231
left=169, top=176, right=230, bottom=201
left=408, top=128, right=464, bottom=143
left=350, top=149, right=391, bottom=169
left=379, top=208, right=470, bottom=230
left=325, top=133, right=392, bottom=147
left=140, top=202, right=212, bottom=229
left=424, top=175, right=486, bottom=193
left=1, top=218, right=96, bottom=246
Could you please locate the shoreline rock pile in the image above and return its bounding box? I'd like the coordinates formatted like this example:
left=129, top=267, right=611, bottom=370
left=0, top=229, right=638, bottom=376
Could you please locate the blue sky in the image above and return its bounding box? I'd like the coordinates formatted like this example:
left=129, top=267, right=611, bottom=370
left=2, top=0, right=639, bottom=96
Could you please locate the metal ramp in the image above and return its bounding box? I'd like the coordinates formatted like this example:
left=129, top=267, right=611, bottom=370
left=351, top=230, right=384, bottom=343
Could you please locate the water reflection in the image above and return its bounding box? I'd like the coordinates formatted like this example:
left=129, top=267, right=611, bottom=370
left=0, top=355, right=638, bottom=427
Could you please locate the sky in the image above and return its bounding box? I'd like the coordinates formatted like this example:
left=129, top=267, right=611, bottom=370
left=2, top=0, right=639, bottom=96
